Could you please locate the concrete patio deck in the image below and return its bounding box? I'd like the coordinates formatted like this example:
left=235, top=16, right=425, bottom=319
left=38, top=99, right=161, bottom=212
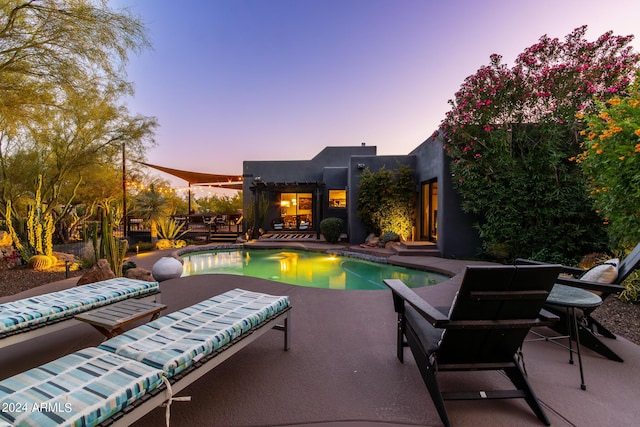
left=1, top=243, right=639, bottom=426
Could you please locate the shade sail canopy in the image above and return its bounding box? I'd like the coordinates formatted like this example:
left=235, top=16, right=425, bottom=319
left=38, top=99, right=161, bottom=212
left=140, top=162, right=243, bottom=190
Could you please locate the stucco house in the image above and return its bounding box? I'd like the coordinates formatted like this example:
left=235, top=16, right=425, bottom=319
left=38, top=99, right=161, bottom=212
left=242, top=134, right=481, bottom=259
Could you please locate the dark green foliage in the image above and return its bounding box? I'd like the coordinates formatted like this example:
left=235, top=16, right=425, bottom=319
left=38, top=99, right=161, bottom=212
left=122, top=261, right=137, bottom=275
left=380, top=231, right=400, bottom=244
left=451, top=124, right=609, bottom=261
left=356, top=165, right=416, bottom=239
left=440, top=26, right=640, bottom=261
left=320, top=217, right=344, bottom=243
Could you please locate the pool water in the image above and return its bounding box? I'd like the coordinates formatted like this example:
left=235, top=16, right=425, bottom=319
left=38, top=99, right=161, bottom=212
left=180, top=249, right=448, bottom=290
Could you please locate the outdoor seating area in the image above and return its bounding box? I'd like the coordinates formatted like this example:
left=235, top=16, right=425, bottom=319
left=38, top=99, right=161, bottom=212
left=0, top=288, right=290, bottom=427
left=0, top=246, right=639, bottom=426
left=384, top=264, right=562, bottom=427
left=517, top=242, right=640, bottom=364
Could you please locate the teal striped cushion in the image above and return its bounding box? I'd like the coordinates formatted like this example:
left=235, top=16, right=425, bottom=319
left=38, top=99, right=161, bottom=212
left=0, top=347, right=164, bottom=427
left=99, top=288, right=290, bottom=377
left=0, top=278, right=159, bottom=335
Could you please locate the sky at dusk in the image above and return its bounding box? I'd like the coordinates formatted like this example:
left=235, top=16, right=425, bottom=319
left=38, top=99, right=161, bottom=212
left=111, top=0, right=640, bottom=195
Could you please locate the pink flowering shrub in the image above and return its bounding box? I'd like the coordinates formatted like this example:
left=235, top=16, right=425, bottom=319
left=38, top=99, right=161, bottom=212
left=440, top=26, right=639, bottom=261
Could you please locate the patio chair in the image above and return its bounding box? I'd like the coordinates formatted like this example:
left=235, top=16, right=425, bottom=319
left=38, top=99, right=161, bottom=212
left=516, top=242, right=640, bottom=362
left=384, top=264, right=561, bottom=427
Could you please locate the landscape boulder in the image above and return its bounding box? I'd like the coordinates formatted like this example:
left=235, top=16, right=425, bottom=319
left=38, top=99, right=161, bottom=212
left=125, top=267, right=154, bottom=282
left=76, top=259, right=115, bottom=286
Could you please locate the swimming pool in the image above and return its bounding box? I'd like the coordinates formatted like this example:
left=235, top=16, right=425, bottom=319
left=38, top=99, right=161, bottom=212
left=180, top=248, right=449, bottom=290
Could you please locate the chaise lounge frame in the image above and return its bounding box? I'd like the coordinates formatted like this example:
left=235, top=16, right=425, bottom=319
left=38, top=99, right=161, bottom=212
left=103, top=307, right=290, bottom=426
left=0, top=288, right=291, bottom=427
left=0, top=281, right=161, bottom=350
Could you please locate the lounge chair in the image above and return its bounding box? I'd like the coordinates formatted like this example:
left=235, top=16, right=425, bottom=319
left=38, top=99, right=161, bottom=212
left=272, top=218, right=284, bottom=230
left=0, top=288, right=291, bottom=427
left=516, top=242, right=640, bottom=362
left=0, top=278, right=160, bottom=349
left=298, top=220, right=310, bottom=230
left=384, top=264, right=561, bottom=427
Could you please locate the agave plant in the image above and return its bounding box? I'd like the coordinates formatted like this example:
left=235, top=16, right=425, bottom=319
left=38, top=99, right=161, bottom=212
left=157, top=217, right=187, bottom=240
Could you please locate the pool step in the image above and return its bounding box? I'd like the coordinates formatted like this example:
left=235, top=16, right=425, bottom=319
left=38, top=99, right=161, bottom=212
left=209, top=232, right=241, bottom=243
left=392, top=241, right=441, bottom=257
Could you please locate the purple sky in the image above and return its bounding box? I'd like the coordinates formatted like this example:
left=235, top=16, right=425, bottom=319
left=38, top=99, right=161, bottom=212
left=112, top=0, right=639, bottom=196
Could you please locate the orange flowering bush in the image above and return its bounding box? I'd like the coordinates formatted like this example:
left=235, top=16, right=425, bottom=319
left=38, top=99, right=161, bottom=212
left=578, top=71, right=640, bottom=246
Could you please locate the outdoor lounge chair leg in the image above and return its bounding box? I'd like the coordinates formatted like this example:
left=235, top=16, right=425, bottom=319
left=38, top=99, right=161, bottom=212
left=549, top=313, right=624, bottom=362
left=586, top=316, right=617, bottom=339
left=283, top=314, right=290, bottom=351
left=275, top=312, right=291, bottom=351
left=397, top=313, right=405, bottom=363
left=405, top=325, right=451, bottom=427
left=504, top=358, right=551, bottom=426
left=576, top=324, right=624, bottom=362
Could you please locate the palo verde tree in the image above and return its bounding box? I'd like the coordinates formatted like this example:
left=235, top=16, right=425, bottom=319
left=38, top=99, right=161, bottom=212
left=0, top=1, right=156, bottom=247
left=441, top=26, right=639, bottom=262
left=0, top=0, right=150, bottom=130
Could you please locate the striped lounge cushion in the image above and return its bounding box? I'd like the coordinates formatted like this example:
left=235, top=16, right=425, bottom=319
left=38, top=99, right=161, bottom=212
left=0, top=278, right=159, bottom=335
left=99, top=288, right=290, bottom=378
left=0, top=347, right=164, bottom=427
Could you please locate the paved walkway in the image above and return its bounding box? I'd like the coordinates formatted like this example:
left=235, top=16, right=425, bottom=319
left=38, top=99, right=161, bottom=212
left=1, top=243, right=639, bottom=426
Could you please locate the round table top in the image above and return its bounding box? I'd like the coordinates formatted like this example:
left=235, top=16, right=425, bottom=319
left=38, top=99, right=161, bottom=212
left=547, top=283, right=602, bottom=309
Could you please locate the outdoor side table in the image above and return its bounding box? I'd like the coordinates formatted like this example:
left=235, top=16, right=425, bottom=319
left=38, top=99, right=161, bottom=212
left=544, top=283, right=602, bottom=390
left=75, top=299, right=167, bottom=339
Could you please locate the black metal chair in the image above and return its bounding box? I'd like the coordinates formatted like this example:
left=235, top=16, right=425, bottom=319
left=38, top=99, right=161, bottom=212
left=516, top=242, right=640, bottom=362
left=384, top=264, right=561, bottom=427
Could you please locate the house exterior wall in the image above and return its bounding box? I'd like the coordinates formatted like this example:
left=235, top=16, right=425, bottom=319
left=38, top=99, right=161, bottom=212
left=410, top=135, right=482, bottom=258
left=242, top=145, right=376, bottom=233
left=241, top=139, right=481, bottom=258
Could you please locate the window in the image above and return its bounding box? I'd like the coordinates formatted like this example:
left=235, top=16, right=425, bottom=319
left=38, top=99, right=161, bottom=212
left=421, top=180, right=438, bottom=242
left=279, top=193, right=312, bottom=229
left=329, top=190, right=347, bottom=208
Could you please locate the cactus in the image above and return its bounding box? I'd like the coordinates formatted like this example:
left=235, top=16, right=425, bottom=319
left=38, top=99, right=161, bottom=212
left=5, top=200, right=27, bottom=262
left=24, top=175, right=54, bottom=257
left=27, top=254, right=53, bottom=271
left=94, top=202, right=128, bottom=277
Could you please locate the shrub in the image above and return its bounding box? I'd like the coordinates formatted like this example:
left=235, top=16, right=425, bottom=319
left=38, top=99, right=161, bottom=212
left=577, top=72, right=640, bottom=247
left=620, top=271, right=640, bottom=303
left=122, top=261, right=137, bottom=275
left=320, top=218, right=344, bottom=243
left=440, top=26, right=638, bottom=261
left=380, top=231, right=400, bottom=244
left=356, top=165, right=416, bottom=239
